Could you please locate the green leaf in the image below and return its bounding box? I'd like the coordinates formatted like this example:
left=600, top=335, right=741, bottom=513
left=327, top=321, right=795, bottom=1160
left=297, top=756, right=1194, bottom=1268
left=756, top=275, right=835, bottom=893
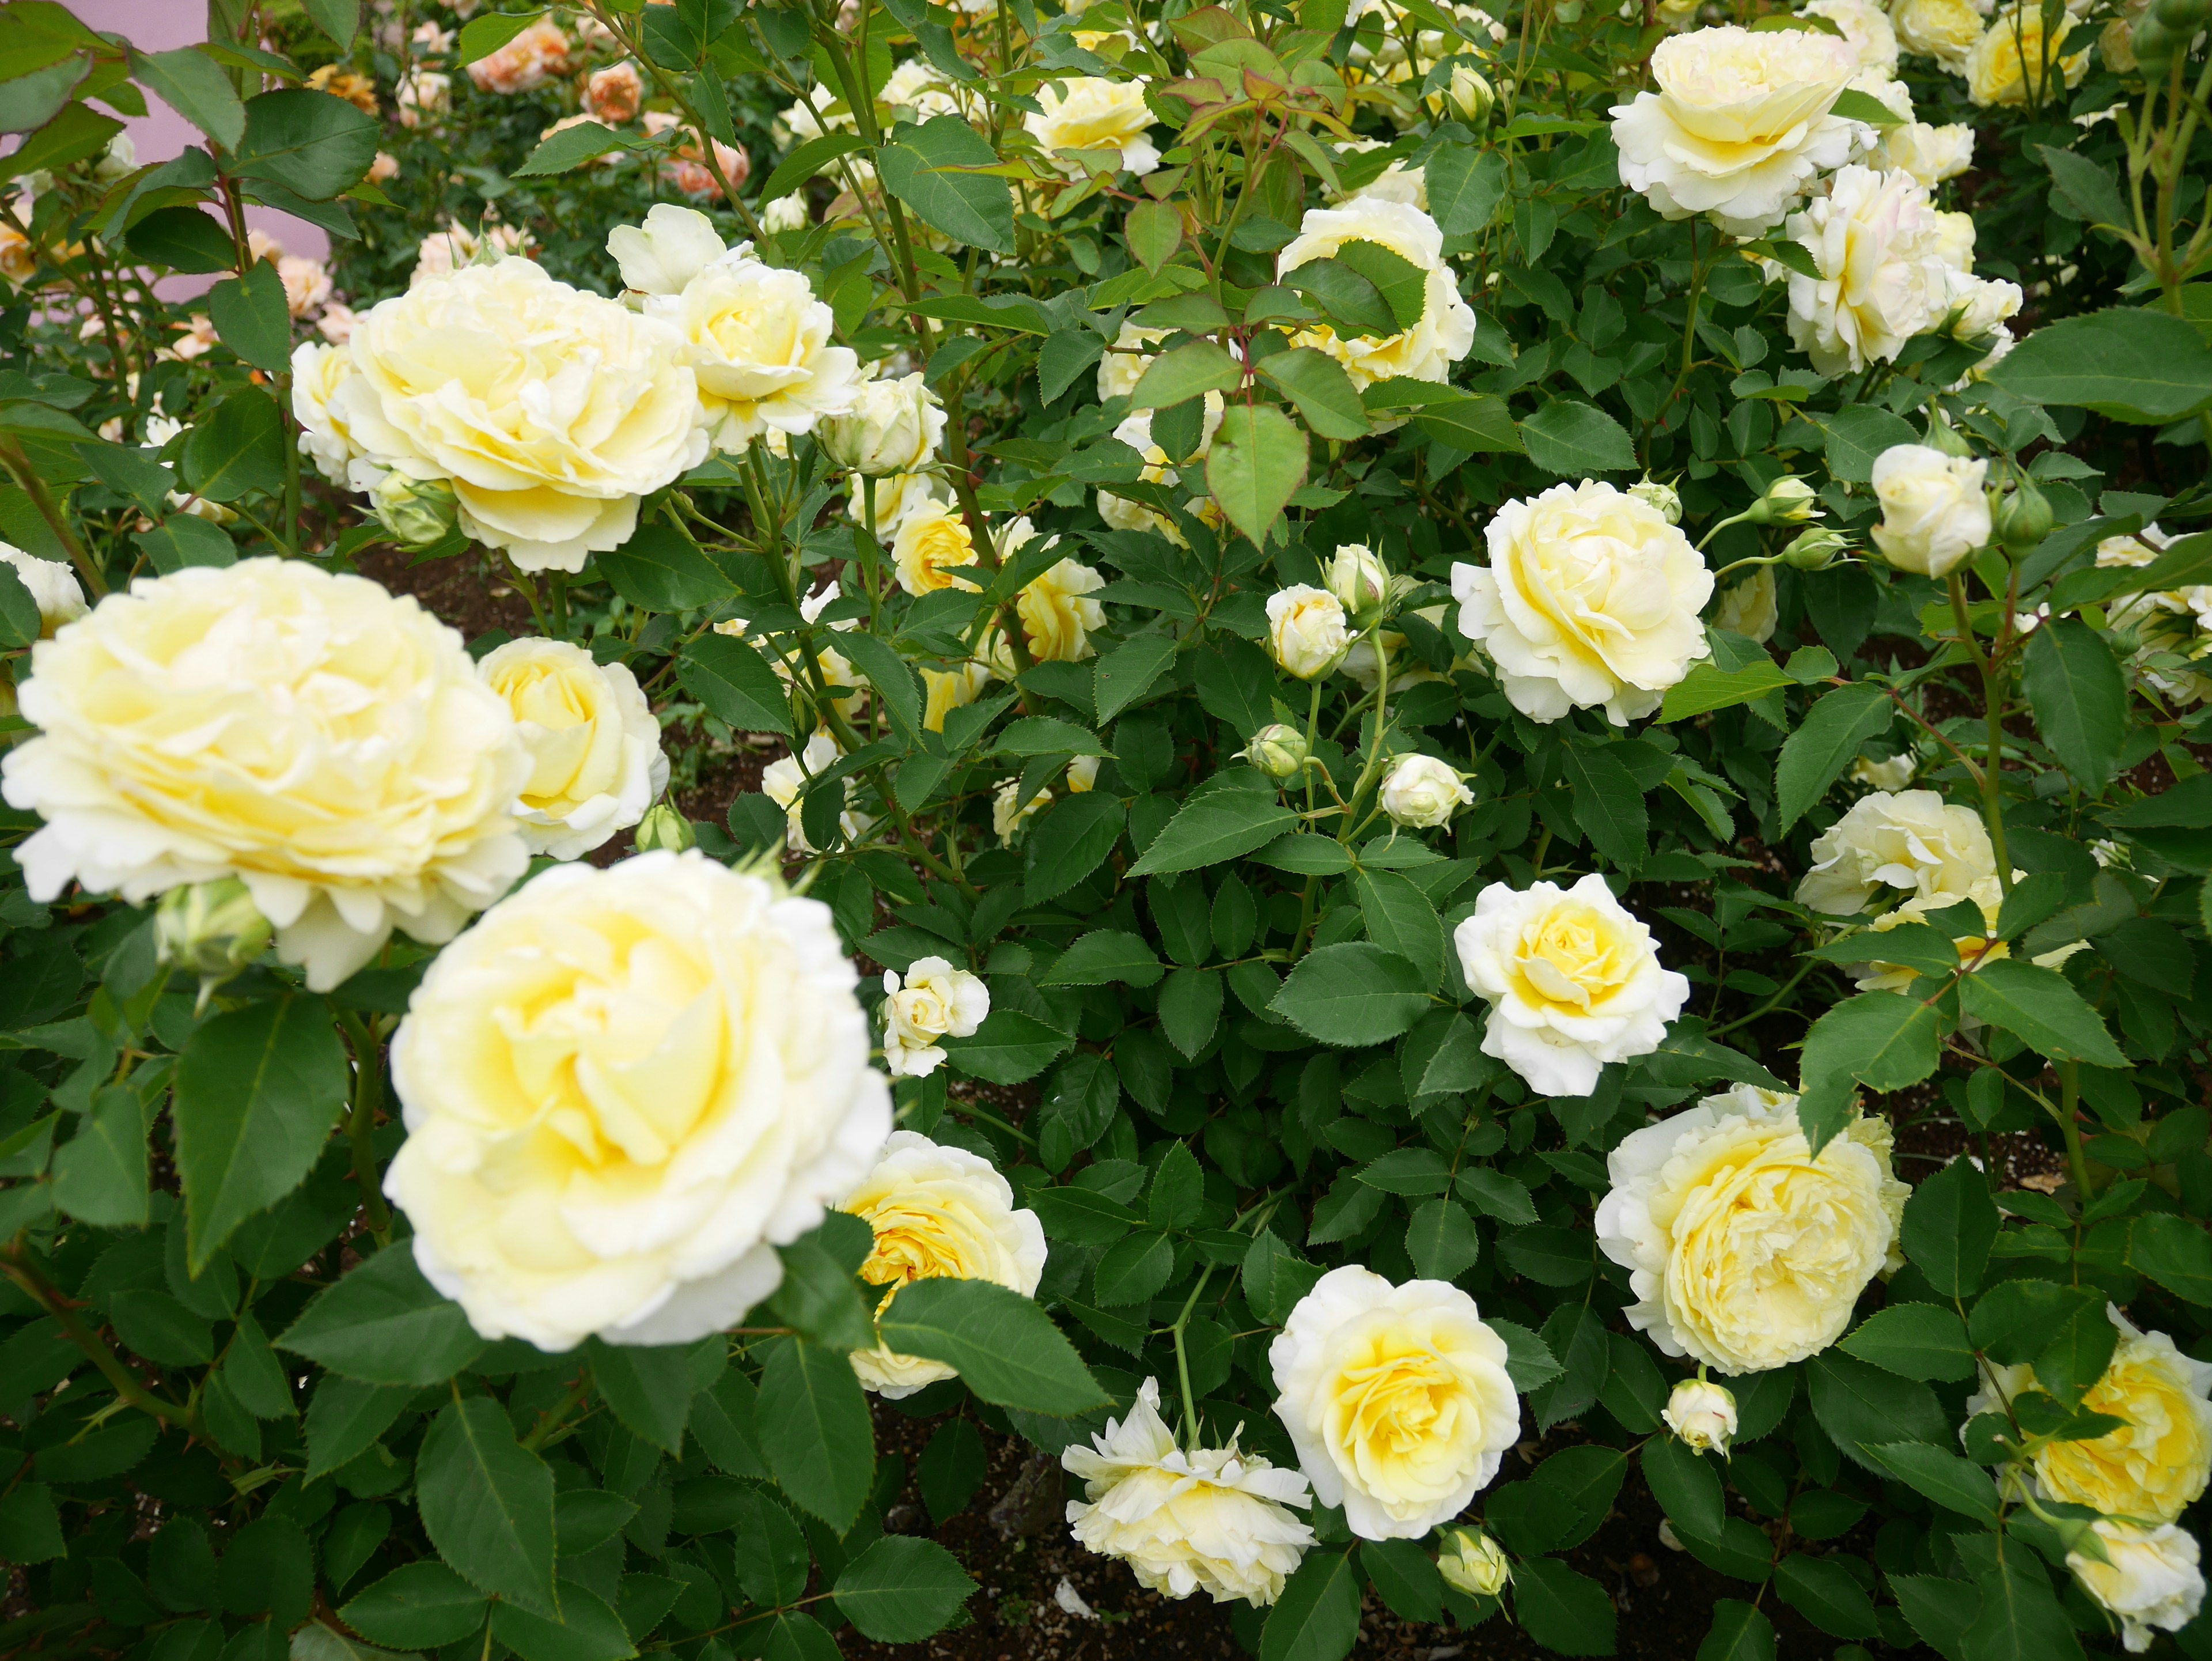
left=677, top=633, right=791, bottom=737
left=877, top=115, right=1014, bottom=253
left=2033, top=1289, right=2120, bottom=1406
left=756, top=1337, right=874, bottom=1531
left=1362, top=1538, right=1444, bottom=1624
left=875, top=1277, right=1105, bottom=1415
left=1890, top=1575, right=1981, bottom=1659
left=1840, top=1304, right=1976, bottom=1382
left=1270, top=942, right=1431, bottom=1046
left=1158, top=965, right=1224, bottom=1058
left=343, top=1564, right=491, bottom=1649
left=1561, top=744, right=1647, bottom=871
left=1039, top=328, right=1108, bottom=403
left=491, top=1581, right=637, bottom=1661
left=180, top=387, right=286, bottom=502
left=1243, top=1230, right=1324, bottom=1326
left=1205, top=403, right=1309, bottom=548
left=1333, top=239, right=1427, bottom=332
left=1796, top=992, right=1944, bottom=1155
left=0, top=560, right=39, bottom=650
left=1775, top=682, right=1892, bottom=830
left=1128, top=778, right=1299, bottom=875
left=1642, top=1436, right=1725, bottom=1542
left=1520, top=399, right=1637, bottom=476
left=207, top=261, right=291, bottom=375
left=233, top=88, right=379, bottom=201
left=2036, top=143, right=2128, bottom=230
left=2021, top=619, right=2126, bottom=791
left=2128, top=1211, right=2212, bottom=1304
left=1283, top=258, right=1397, bottom=338
left=1805, top=1352, right=1949, bottom=1469
left=457, top=10, right=546, bottom=66
left=135, top=513, right=237, bottom=573
left=759, top=130, right=870, bottom=205
left=1865, top=1443, right=1999, bottom=1523
left=1457, top=1167, right=1539, bottom=1225
left=1816, top=406, right=1919, bottom=483
left=0, top=56, right=89, bottom=137
left=1129, top=340, right=1243, bottom=411
left=1425, top=143, right=1508, bottom=239
left=832, top=1537, right=976, bottom=1641
left=1659, top=657, right=1795, bottom=721
left=941, top=1009, right=1072, bottom=1084
left=0, top=1481, right=64, bottom=1564
left=1411, top=389, right=1523, bottom=454
left=1900, top=1156, right=1999, bottom=1296
left=173, top=996, right=349, bottom=1272
left=1956, top=960, right=2125, bottom=1065
left=763, top=1227, right=875, bottom=1353
left=596, top=520, right=734, bottom=613
left=130, top=46, right=246, bottom=150
left=302, top=0, right=361, bottom=48
left=1696, top=1602, right=1776, bottom=1661
left=1355, top=869, right=1445, bottom=990
left=1037, top=927, right=1164, bottom=988
left=8, top=100, right=119, bottom=177
left=1093, top=1230, right=1175, bottom=1304
left=513, top=119, right=635, bottom=178
left=51, top=1084, right=149, bottom=1228
left=112, top=1289, right=214, bottom=1366
left=1257, top=347, right=1370, bottom=441
left=1262, top=1548, right=1361, bottom=1661
left=586, top=1341, right=700, bottom=1455
left=1987, top=306, right=2212, bottom=424
left=1513, top=1558, right=1618, bottom=1656
left=1963, top=1556, right=2084, bottom=1661
left=1772, top=1553, right=1877, bottom=1640
left=277, top=1244, right=488, bottom=1386
left=416, top=1398, right=559, bottom=1616
left=306, top=1375, right=415, bottom=1481
left=1404, top=1197, right=1481, bottom=1281
left=1094, top=634, right=1180, bottom=724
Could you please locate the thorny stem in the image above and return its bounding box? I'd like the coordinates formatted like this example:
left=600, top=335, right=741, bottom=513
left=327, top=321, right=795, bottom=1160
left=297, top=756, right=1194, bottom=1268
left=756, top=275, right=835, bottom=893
left=1947, top=572, right=2011, bottom=894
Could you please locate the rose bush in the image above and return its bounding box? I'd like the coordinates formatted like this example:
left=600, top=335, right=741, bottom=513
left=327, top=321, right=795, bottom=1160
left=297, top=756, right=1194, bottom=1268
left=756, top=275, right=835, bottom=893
left=2, top=0, right=2212, bottom=1659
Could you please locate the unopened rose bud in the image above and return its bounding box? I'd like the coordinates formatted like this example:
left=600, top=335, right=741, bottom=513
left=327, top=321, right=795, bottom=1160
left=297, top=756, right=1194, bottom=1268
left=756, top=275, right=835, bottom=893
left=1664, top=1378, right=1738, bottom=1456
left=1745, top=475, right=1821, bottom=527
left=155, top=878, right=272, bottom=1010
left=372, top=473, right=459, bottom=549
left=1629, top=478, right=1681, bottom=524
left=1782, top=526, right=1851, bottom=570
left=1924, top=417, right=1977, bottom=460
left=1241, top=722, right=1310, bottom=781
left=1324, top=543, right=1390, bottom=615
left=633, top=803, right=696, bottom=853
left=1437, top=1528, right=1513, bottom=1597
left=1993, top=479, right=2054, bottom=555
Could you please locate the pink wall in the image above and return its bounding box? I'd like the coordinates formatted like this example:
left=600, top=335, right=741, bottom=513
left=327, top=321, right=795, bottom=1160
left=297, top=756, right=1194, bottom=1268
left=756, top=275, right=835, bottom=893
left=73, top=0, right=332, bottom=268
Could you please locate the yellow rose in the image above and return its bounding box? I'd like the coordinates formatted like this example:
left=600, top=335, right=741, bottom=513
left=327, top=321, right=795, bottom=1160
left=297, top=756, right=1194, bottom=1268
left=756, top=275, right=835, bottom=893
left=384, top=852, right=892, bottom=1351
left=339, top=259, right=708, bottom=573
left=1967, top=2, right=2089, bottom=104
left=877, top=956, right=990, bottom=1080
left=1065, top=1378, right=1316, bottom=1605
left=841, top=1131, right=1047, bottom=1395
left=1275, top=198, right=1475, bottom=389
left=289, top=339, right=366, bottom=487
left=921, top=661, right=991, bottom=731
left=477, top=638, right=668, bottom=860
left=1893, top=0, right=1986, bottom=67
left=2069, top=1521, right=2206, bottom=1650
left=0, top=559, right=527, bottom=991
left=1594, top=1086, right=1908, bottom=1375
left=0, top=544, right=84, bottom=635
left=1713, top=566, right=1778, bottom=643
left=1971, top=1311, right=2212, bottom=1523
left=645, top=254, right=865, bottom=452
left=1024, top=75, right=1161, bottom=176
left=1797, top=788, right=2001, bottom=917
left=1268, top=1265, right=1521, bottom=1539
left=892, top=500, right=981, bottom=596
left=1267, top=584, right=1350, bottom=680
left=1016, top=555, right=1107, bottom=663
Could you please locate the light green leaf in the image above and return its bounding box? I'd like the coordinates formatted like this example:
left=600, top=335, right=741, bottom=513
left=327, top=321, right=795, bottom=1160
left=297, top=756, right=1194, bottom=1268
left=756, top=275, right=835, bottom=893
left=1204, top=403, right=1309, bottom=548
left=1987, top=306, right=2212, bottom=424
left=877, top=115, right=1014, bottom=253
left=1956, top=960, right=2126, bottom=1065
left=1129, top=340, right=1243, bottom=411
left=130, top=46, right=246, bottom=151
left=1256, top=347, right=1369, bottom=441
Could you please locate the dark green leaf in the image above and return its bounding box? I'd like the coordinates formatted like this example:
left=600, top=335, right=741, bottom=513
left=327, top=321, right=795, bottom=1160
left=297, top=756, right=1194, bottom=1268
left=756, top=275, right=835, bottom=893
left=278, top=1244, right=488, bottom=1386
left=1128, top=778, right=1300, bottom=875
left=1957, top=960, right=2125, bottom=1065
left=2021, top=620, right=2125, bottom=791
left=416, top=1398, right=558, bottom=1615
left=756, top=1337, right=874, bottom=1531
left=343, top=1563, right=490, bottom=1649
left=586, top=1341, right=700, bottom=1455
left=876, top=1277, right=1107, bottom=1416
left=1840, top=1304, right=1976, bottom=1382
left=233, top=88, right=379, bottom=201
left=1900, top=1157, right=1999, bottom=1296
left=1271, top=942, right=1430, bottom=1046
left=180, top=387, right=285, bottom=502
left=1513, top=1557, right=1618, bottom=1656
left=1262, top=1548, right=1361, bottom=1661
left=207, top=260, right=291, bottom=374
left=1777, top=682, right=1892, bottom=831
left=832, top=1536, right=976, bottom=1641
left=1521, top=399, right=1636, bottom=475
left=1987, top=307, right=2212, bottom=424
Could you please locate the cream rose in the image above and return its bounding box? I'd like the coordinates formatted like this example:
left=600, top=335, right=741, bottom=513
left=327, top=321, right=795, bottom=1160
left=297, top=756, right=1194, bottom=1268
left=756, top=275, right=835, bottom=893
left=1868, top=444, right=1991, bottom=576
left=892, top=500, right=981, bottom=596
left=1437, top=1528, right=1513, bottom=1597
left=1276, top=199, right=1475, bottom=389
left=1968, top=2, right=2089, bottom=104
left=477, top=638, right=667, bottom=860
left=1664, top=1378, right=1738, bottom=1454
left=338, top=259, right=709, bottom=573
left=1805, top=0, right=1901, bottom=73
left=1066, top=755, right=1099, bottom=793
left=994, top=777, right=1050, bottom=839
left=1968, top=1310, right=2212, bottom=1523
left=819, top=371, right=945, bottom=476
left=1893, top=0, right=1987, bottom=66
left=1611, top=25, right=1863, bottom=237
left=1452, top=480, right=1713, bottom=725
left=290, top=339, right=370, bottom=489
left=385, top=852, right=889, bottom=1350
left=1097, top=322, right=1170, bottom=402
left=1016, top=557, right=1107, bottom=663
left=857, top=471, right=954, bottom=546
left=1267, top=585, right=1350, bottom=680
left=879, top=955, right=990, bottom=1079
left=1713, top=566, right=1778, bottom=643
left=842, top=1131, right=1046, bottom=1395
left=1325, top=542, right=1391, bottom=613
left=1453, top=874, right=1690, bottom=1097
left=1381, top=754, right=1473, bottom=830
left=1, top=560, right=526, bottom=992
left=607, top=203, right=728, bottom=297
left=1782, top=166, right=1959, bottom=374
left=1852, top=752, right=1916, bottom=790
left=645, top=252, right=864, bottom=451
left=1878, top=120, right=1976, bottom=185
left=2070, top=1522, right=2206, bottom=1652
left=1594, top=1085, right=1907, bottom=1375
left=1025, top=76, right=1160, bottom=176
left=1798, top=788, right=2004, bottom=917
left=1270, top=1266, right=1520, bottom=1540
left=1065, top=1377, right=1316, bottom=1605
left=0, top=544, right=84, bottom=635
left=762, top=729, right=868, bottom=856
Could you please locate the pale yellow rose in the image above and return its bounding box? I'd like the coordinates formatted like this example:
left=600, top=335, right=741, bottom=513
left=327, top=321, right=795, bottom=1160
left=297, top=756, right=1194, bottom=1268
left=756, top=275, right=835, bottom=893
left=1, top=559, right=528, bottom=991
left=994, top=777, right=1050, bottom=839
left=385, top=852, right=891, bottom=1351
left=1713, top=566, right=1778, bottom=643
left=1025, top=75, right=1160, bottom=176
left=1797, top=788, right=2000, bottom=917
left=1782, top=167, right=1960, bottom=376
left=1868, top=444, right=1990, bottom=576
left=843, top=1131, right=1046, bottom=1395
left=290, top=339, right=368, bottom=488
left=1276, top=198, right=1475, bottom=388
left=1967, top=2, right=2089, bottom=104
left=0, top=544, right=84, bottom=635
left=1097, top=321, right=1169, bottom=402
left=1969, top=1311, right=2212, bottom=1523
left=1893, top=0, right=1987, bottom=67
left=819, top=370, right=945, bottom=477
left=1016, top=556, right=1107, bottom=663
left=1664, top=1379, right=1738, bottom=1454
left=1452, top=480, right=1713, bottom=725
left=1065, top=1378, right=1316, bottom=1605
left=645, top=253, right=864, bottom=451
left=1453, top=874, right=1690, bottom=1097
left=878, top=956, right=990, bottom=1080
left=851, top=470, right=951, bottom=545
left=339, top=259, right=708, bottom=573
left=477, top=638, right=668, bottom=860
left=922, top=661, right=991, bottom=731
left=607, top=203, right=727, bottom=297
left=1595, top=1086, right=1908, bottom=1375
left=892, top=500, right=981, bottom=596
left=1380, top=754, right=1472, bottom=830
left=1267, top=585, right=1350, bottom=680
left=1610, top=25, right=1863, bottom=236
left=1878, top=120, right=1976, bottom=185
left=1269, top=1266, right=1521, bottom=1539
left=2070, top=1521, right=2206, bottom=1652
